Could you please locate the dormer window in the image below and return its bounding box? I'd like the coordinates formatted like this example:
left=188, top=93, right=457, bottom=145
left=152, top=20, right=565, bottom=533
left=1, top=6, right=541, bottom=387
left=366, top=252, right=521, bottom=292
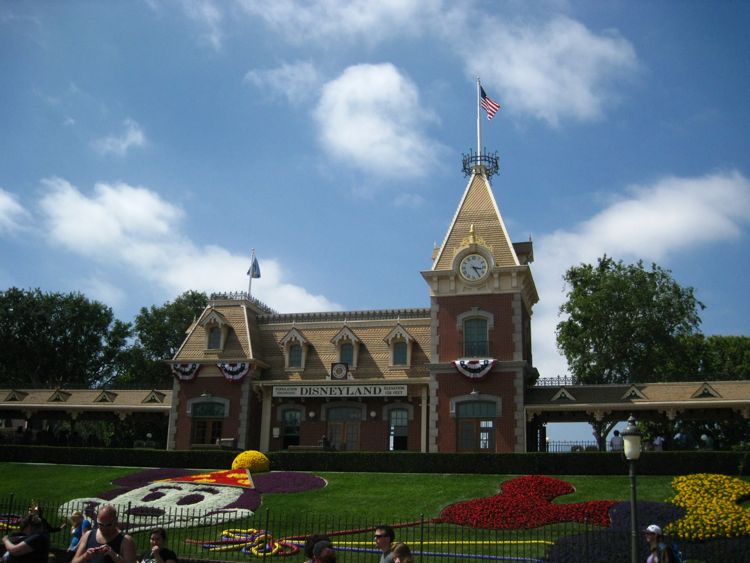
left=207, top=326, right=222, bottom=349
left=331, top=326, right=361, bottom=370
left=281, top=328, right=310, bottom=371
left=384, top=324, right=415, bottom=368
left=340, top=342, right=354, bottom=365
left=199, top=309, right=229, bottom=352
left=393, top=341, right=407, bottom=365
left=289, top=344, right=302, bottom=368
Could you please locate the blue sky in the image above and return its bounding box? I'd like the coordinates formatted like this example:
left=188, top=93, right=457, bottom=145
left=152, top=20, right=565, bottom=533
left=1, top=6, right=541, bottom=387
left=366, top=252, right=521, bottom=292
left=1, top=1, right=749, bottom=440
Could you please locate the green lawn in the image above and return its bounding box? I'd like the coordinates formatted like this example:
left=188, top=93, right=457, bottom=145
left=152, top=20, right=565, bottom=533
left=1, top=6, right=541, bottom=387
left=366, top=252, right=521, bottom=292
left=0, top=462, right=676, bottom=519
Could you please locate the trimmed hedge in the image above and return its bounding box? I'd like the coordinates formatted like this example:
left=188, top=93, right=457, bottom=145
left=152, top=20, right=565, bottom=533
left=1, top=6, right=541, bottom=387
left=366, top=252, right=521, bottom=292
left=0, top=445, right=746, bottom=475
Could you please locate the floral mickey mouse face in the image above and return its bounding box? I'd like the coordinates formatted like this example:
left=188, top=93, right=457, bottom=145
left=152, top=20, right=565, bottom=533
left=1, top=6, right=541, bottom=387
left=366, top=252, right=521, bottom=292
left=58, top=467, right=325, bottom=532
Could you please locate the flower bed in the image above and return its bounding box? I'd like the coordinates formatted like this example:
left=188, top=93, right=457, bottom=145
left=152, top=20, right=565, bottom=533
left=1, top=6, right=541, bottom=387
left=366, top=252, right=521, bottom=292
left=665, top=473, right=750, bottom=541
left=438, top=475, right=617, bottom=529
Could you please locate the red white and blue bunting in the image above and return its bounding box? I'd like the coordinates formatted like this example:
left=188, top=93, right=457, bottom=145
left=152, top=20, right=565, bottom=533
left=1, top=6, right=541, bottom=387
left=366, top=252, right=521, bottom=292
left=171, top=363, right=200, bottom=381
left=218, top=362, right=251, bottom=382
left=453, top=358, right=497, bottom=381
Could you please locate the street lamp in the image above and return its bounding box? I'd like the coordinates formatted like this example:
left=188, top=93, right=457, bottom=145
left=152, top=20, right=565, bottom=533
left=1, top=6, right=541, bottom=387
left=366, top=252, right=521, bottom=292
left=622, top=414, right=642, bottom=563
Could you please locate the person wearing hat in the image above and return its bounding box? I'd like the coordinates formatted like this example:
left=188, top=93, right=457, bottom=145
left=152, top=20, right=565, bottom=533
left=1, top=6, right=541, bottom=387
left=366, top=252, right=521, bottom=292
left=644, top=524, right=675, bottom=563
left=311, top=540, right=335, bottom=563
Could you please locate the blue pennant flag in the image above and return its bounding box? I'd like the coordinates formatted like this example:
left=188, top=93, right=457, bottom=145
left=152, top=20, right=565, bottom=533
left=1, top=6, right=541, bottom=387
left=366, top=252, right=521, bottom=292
left=248, top=255, right=261, bottom=279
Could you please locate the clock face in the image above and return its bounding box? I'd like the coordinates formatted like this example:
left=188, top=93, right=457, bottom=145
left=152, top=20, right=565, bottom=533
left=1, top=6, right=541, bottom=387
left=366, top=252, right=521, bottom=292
left=459, top=253, right=489, bottom=281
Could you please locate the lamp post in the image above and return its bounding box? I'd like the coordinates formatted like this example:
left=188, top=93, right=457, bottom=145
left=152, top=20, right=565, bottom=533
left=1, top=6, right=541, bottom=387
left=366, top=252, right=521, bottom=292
left=622, top=414, right=642, bottom=563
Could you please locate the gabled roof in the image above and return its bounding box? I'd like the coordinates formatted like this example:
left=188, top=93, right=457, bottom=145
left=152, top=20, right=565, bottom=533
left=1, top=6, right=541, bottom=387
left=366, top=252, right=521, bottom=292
left=384, top=324, right=415, bottom=344
left=280, top=327, right=309, bottom=346
left=432, top=169, right=519, bottom=271
left=172, top=298, right=260, bottom=362
left=331, top=326, right=360, bottom=345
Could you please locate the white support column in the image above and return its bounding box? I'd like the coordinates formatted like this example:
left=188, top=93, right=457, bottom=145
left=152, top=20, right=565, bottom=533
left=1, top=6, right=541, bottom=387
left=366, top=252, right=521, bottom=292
left=259, top=387, right=272, bottom=452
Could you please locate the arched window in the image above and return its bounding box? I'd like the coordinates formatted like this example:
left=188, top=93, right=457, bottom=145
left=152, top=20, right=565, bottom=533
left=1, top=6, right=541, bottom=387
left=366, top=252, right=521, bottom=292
left=463, top=318, right=488, bottom=357
left=207, top=326, right=222, bottom=349
left=393, top=341, right=408, bottom=365
left=289, top=344, right=302, bottom=368
left=340, top=342, right=354, bottom=365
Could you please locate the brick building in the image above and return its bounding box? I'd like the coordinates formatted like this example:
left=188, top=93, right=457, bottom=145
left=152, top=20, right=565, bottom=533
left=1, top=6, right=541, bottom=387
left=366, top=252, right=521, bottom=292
left=167, top=162, right=539, bottom=452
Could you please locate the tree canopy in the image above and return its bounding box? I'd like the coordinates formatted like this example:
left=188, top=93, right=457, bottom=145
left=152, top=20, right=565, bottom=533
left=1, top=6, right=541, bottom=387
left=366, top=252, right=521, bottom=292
left=0, top=287, right=130, bottom=388
left=556, top=256, right=704, bottom=384
left=114, top=290, right=208, bottom=388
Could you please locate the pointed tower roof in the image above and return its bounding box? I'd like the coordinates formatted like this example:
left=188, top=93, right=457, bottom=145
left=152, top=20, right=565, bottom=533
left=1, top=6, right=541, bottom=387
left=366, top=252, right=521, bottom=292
left=432, top=166, right=519, bottom=271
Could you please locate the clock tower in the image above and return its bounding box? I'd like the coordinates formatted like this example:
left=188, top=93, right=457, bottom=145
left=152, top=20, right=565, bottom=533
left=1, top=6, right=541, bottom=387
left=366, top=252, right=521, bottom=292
left=421, top=157, right=538, bottom=452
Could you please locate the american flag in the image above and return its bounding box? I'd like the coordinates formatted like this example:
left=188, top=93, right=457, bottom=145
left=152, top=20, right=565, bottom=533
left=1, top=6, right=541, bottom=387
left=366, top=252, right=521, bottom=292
left=480, top=86, right=500, bottom=120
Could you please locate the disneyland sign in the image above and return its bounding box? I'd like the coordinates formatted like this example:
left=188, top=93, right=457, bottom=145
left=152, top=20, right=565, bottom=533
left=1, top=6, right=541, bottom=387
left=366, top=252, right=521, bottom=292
left=272, top=384, right=407, bottom=398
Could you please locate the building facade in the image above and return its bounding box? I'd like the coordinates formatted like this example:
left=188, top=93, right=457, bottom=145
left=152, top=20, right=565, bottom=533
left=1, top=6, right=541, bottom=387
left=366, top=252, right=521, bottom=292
left=167, top=163, right=539, bottom=452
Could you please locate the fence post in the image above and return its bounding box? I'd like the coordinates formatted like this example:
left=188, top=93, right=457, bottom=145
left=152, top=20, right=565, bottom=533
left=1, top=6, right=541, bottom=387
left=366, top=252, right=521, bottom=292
left=419, top=514, right=424, bottom=560
left=125, top=501, right=131, bottom=531
left=263, top=508, right=270, bottom=559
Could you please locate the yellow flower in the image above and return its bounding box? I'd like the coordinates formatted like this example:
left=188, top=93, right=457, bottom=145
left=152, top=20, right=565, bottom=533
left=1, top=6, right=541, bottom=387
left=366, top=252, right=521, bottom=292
left=231, top=450, right=270, bottom=472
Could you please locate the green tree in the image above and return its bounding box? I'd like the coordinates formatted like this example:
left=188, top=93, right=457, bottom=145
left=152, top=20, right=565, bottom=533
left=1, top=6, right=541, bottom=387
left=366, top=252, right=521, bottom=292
left=116, top=290, right=208, bottom=388
left=556, top=256, right=704, bottom=384
left=0, top=287, right=131, bottom=388
left=662, top=334, right=750, bottom=381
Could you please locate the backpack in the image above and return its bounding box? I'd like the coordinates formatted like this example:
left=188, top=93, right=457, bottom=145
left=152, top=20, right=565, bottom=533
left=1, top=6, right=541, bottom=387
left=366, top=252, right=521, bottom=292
left=662, top=543, right=684, bottom=563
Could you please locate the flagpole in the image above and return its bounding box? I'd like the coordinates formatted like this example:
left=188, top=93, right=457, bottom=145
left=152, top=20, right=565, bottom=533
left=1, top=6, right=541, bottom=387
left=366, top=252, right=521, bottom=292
left=476, top=76, right=482, bottom=160
left=248, top=248, right=255, bottom=297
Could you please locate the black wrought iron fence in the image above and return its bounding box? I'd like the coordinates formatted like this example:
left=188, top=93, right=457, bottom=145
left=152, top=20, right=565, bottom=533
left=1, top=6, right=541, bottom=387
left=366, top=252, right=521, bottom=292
left=2, top=494, right=749, bottom=562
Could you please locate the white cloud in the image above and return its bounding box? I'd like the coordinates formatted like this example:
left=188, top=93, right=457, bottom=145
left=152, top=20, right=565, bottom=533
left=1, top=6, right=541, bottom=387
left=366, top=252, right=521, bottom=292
left=244, top=61, right=322, bottom=104
left=235, top=0, right=441, bottom=45
left=180, top=0, right=223, bottom=51
left=532, top=170, right=750, bottom=379
left=314, top=64, right=445, bottom=178
left=461, top=16, right=638, bottom=126
left=0, top=188, right=29, bottom=234
left=38, top=178, right=340, bottom=313
left=394, top=193, right=425, bottom=207
left=92, top=118, right=147, bottom=157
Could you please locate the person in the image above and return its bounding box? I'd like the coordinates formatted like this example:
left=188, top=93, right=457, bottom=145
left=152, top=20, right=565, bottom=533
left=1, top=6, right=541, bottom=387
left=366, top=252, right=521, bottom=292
left=311, top=540, right=335, bottom=563
left=302, top=535, right=331, bottom=563
left=72, top=505, right=136, bottom=563
left=137, top=529, right=176, bottom=563
left=644, top=524, right=675, bottom=563
left=652, top=435, right=665, bottom=452
left=374, top=525, right=395, bottom=563
left=609, top=430, right=624, bottom=452
left=1, top=514, right=50, bottom=563
left=66, top=512, right=91, bottom=562
left=391, top=542, right=413, bottom=563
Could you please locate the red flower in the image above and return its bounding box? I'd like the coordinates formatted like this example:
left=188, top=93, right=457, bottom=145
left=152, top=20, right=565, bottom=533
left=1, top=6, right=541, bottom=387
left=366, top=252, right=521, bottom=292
left=438, top=475, right=617, bottom=529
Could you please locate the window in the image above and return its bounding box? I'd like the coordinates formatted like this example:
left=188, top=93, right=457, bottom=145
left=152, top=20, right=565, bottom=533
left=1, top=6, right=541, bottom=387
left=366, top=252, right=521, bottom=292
left=207, top=326, right=222, bottom=349
left=393, top=341, right=407, bottom=366
left=331, top=327, right=361, bottom=369
left=456, top=400, right=496, bottom=452
left=281, top=328, right=309, bottom=371
left=340, top=342, right=354, bottom=365
left=289, top=344, right=302, bottom=368
left=389, top=408, right=408, bottom=451
left=463, top=318, right=488, bottom=356
left=384, top=324, right=414, bottom=368
left=282, top=409, right=301, bottom=449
